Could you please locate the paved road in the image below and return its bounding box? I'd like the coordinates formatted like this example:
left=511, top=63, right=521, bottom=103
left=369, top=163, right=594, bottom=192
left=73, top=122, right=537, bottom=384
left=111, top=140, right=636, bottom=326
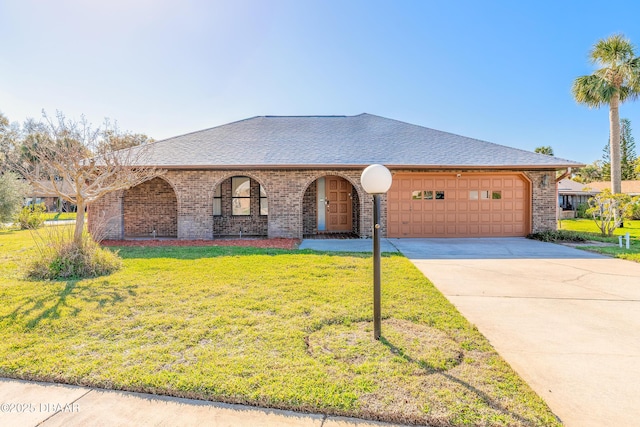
left=390, top=238, right=640, bottom=427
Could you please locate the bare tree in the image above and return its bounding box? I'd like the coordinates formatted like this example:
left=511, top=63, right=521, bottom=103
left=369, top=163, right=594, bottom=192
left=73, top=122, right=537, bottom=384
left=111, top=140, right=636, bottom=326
left=14, top=110, right=163, bottom=247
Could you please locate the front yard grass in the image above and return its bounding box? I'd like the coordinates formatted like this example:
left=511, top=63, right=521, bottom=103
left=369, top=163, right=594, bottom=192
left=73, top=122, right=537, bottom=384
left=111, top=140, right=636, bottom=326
left=0, top=229, right=559, bottom=426
left=43, top=212, right=77, bottom=221
left=557, top=219, right=640, bottom=262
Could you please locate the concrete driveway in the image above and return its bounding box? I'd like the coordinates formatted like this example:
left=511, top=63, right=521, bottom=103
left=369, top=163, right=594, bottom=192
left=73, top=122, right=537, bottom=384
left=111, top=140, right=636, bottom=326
left=389, top=238, right=640, bottom=427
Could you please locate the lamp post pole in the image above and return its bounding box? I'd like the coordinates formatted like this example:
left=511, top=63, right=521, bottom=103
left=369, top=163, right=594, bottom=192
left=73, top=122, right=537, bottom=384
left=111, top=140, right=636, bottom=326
left=372, top=193, right=382, bottom=340
left=360, top=164, right=392, bottom=341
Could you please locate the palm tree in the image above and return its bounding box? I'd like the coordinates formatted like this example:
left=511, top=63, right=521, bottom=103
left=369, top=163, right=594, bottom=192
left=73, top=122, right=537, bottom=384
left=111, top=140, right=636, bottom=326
left=534, top=146, right=554, bottom=156
left=572, top=34, right=640, bottom=193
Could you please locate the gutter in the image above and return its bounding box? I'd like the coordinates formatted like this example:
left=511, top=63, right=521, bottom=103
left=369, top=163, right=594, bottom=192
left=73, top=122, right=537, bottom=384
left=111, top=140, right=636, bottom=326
left=556, top=167, right=573, bottom=183
left=130, top=164, right=585, bottom=171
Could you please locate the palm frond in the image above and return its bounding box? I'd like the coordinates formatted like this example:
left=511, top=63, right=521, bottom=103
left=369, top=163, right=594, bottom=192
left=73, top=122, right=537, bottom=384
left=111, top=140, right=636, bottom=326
left=572, top=74, right=610, bottom=107
left=590, top=34, right=635, bottom=66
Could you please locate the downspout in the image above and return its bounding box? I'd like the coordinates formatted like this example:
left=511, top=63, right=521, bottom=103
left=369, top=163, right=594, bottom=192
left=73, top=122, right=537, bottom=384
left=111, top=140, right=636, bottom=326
left=555, top=167, right=572, bottom=183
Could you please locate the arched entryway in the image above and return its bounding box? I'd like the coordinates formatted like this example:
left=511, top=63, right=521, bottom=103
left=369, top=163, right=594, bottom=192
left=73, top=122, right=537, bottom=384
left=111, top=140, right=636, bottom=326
left=303, top=175, right=360, bottom=237
left=123, top=177, right=178, bottom=238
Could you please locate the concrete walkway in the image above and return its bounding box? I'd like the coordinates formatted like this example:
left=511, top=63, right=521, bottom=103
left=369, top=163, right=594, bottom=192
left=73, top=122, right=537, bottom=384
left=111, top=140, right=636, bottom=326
left=299, top=238, right=398, bottom=253
left=0, top=377, right=406, bottom=427
left=389, top=238, right=640, bottom=427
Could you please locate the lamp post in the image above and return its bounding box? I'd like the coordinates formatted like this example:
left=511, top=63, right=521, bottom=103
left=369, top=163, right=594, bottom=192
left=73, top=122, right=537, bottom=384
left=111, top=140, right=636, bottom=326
left=360, top=164, right=393, bottom=340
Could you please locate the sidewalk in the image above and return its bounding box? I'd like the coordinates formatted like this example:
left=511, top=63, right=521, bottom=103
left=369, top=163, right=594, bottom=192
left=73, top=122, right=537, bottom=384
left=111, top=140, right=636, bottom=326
left=0, top=378, right=408, bottom=427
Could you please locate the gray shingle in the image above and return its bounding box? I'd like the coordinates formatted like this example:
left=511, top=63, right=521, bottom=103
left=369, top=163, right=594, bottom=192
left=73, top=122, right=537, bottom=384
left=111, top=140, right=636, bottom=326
left=131, top=114, right=581, bottom=168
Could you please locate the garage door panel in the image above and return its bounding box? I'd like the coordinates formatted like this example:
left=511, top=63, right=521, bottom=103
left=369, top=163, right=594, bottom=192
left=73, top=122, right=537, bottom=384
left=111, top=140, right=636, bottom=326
left=388, top=173, right=529, bottom=238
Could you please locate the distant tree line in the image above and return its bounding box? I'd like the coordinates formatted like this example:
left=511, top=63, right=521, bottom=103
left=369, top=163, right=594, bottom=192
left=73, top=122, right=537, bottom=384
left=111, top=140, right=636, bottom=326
left=573, top=117, right=639, bottom=183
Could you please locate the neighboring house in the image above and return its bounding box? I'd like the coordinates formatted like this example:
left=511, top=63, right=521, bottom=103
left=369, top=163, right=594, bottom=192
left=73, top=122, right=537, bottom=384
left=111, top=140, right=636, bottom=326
left=26, top=180, right=76, bottom=212
left=557, top=179, right=640, bottom=219
left=585, top=180, right=640, bottom=196
left=88, top=114, right=582, bottom=240
left=557, top=178, right=598, bottom=219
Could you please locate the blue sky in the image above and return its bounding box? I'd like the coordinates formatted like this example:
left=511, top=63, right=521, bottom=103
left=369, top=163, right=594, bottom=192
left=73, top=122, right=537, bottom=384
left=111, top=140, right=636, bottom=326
left=2, top=0, right=640, bottom=164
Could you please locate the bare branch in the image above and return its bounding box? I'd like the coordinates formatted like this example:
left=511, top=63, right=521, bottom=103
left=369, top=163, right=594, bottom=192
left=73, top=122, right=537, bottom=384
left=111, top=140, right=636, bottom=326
left=12, top=110, right=164, bottom=246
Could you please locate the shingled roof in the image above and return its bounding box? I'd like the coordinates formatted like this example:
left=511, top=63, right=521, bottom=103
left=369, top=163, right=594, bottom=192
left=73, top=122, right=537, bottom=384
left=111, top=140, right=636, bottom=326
left=132, top=113, right=581, bottom=169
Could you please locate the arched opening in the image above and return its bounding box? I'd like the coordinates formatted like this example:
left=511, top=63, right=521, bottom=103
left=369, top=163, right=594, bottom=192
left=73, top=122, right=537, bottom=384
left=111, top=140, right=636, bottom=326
left=212, top=176, right=268, bottom=237
left=123, top=177, right=178, bottom=238
left=303, top=175, right=360, bottom=237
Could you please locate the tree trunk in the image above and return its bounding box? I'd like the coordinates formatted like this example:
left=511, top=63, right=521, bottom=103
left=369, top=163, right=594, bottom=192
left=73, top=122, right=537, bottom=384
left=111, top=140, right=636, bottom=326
left=74, top=198, right=85, bottom=247
left=609, top=94, right=622, bottom=194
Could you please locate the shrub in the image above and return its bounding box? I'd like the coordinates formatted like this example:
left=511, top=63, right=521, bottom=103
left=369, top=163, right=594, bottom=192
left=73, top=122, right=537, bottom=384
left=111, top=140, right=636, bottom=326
left=18, top=203, right=46, bottom=229
left=632, top=202, right=640, bottom=220
left=576, top=203, right=589, bottom=219
left=0, top=172, right=30, bottom=223
left=527, top=230, right=587, bottom=243
left=586, top=190, right=637, bottom=236
left=28, top=226, right=121, bottom=280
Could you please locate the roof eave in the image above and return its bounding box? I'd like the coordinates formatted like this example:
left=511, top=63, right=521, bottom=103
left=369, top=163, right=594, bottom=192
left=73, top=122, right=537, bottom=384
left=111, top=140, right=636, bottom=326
left=148, top=163, right=584, bottom=170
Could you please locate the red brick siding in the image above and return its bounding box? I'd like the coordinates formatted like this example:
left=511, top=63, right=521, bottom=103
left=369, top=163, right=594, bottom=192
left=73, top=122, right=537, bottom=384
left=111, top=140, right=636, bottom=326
left=123, top=177, right=177, bottom=237
left=302, top=182, right=317, bottom=235
left=524, top=170, right=557, bottom=233
left=213, top=177, right=268, bottom=236
left=88, top=168, right=557, bottom=240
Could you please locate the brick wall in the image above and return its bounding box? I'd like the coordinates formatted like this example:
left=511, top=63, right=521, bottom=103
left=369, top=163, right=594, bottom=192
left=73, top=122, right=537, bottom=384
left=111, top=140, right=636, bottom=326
left=123, top=177, right=178, bottom=237
left=524, top=170, right=557, bottom=233
left=88, top=168, right=557, bottom=240
left=213, top=177, right=268, bottom=236
left=302, top=183, right=317, bottom=235
left=88, top=190, right=123, bottom=240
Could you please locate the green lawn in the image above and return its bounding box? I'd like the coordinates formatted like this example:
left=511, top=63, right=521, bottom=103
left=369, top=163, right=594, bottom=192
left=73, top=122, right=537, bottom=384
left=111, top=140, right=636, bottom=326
left=43, top=212, right=78, bottom=221
left=558, top=219, right=640, bottom=262
left=0, top=229, right=559, bottom=426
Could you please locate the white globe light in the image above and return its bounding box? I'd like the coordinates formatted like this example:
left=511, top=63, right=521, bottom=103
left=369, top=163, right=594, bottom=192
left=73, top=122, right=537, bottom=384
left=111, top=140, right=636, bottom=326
left=360, top=164, right=392, bottom=194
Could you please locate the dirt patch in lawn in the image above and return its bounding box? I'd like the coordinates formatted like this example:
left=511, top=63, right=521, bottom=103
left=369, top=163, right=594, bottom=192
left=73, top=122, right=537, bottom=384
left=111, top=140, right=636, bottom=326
left=101, top=238, right=300, bottom=249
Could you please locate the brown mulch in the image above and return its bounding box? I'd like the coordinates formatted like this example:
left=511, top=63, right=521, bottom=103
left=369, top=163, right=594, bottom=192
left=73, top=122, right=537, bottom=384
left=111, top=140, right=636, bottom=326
left=101, top=238, right=300, bottom=249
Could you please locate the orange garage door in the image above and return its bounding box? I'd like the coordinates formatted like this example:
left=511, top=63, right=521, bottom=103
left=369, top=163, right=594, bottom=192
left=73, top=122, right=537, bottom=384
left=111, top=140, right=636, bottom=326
left=387, top=173, right=530, bottom=238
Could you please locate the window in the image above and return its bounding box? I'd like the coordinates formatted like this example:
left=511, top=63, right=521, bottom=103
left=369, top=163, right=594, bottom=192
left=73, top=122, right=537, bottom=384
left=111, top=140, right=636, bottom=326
left=412, top=190, right=422, bottom=200
left=260, top=185, right=268, bottom=215
left=481, top=190, right=490, bottom=200
left=232, top=177, right=251, bottom=215
left=424, top=190, right=433, bottom=200
left=492, top=191, right=502, bottom=200
left=213, top=185, right=222, bottom=216
left=469, top=190, right=478, bottom=200
left=435, top=190, right=445, bottom=200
